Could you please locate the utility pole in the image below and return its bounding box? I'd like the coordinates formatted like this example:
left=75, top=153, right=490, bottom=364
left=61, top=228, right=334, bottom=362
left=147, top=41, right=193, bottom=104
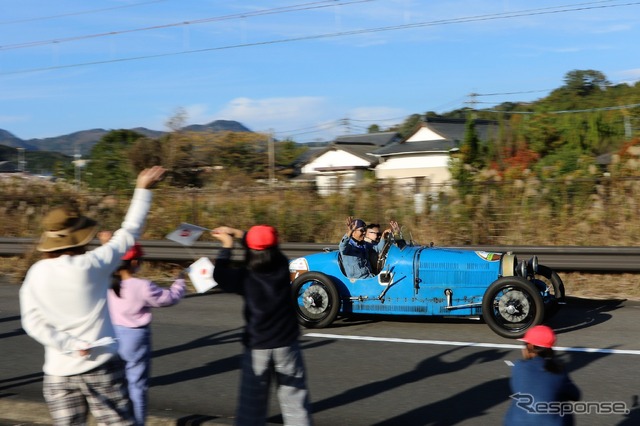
left=268, top=129, right=275, bottom=188
left=465, top=93, right=478, bottom=119
left=74, top=143, right=81, bottom=191
left=341, top=118, right=351, bottom=134
left=624, top=115, right=632, bottom=139
left=17, top=147, right=25, bottom=173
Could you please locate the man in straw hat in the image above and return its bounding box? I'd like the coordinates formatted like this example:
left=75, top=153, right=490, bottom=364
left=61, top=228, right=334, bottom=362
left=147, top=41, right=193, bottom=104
left=20, top=166, right=166, bottom=426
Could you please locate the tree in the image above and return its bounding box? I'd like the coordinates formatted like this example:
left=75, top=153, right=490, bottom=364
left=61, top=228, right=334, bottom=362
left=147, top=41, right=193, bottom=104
left=563, top=69, right=609, bottom=97
left=396, top=114, right=422, bottom=139
left=129, top=137, right=165, bottom=171
left=449, top=116, right=484, bottom=195
left=460, top=117, right=483, bottom=168
left=201, top=131, right=269, bottom=178
left=85, top=130, right=145, bottom=190
left=276, top=139, right=308, bottom=167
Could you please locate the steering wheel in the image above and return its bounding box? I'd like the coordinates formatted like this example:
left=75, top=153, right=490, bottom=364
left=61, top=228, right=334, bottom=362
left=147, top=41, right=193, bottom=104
left=376, top=234, right=394, bottom=272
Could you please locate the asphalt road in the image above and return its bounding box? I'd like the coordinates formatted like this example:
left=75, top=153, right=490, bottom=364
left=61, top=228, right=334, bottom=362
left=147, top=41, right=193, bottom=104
left=1, top=276, right=639, bottom=425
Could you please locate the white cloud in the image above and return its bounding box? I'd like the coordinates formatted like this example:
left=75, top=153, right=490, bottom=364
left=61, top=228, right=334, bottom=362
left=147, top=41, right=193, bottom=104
left=0, top=115, right=28, bottom=125
left=214, top=96, right=330, bottom=132
left=592, top=24, right=633, bottom=34
left=206, top=98, right=409, bottom=142
left=182, top=104, right=211, bottom=125
left=348, top=106, right=406, bottom=123
left=615, top=68, right=640, bottom=85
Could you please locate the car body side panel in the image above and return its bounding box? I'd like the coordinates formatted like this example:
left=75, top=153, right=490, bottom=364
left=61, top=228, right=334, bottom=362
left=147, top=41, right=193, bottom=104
left=289, top=245, right=506, bottom=318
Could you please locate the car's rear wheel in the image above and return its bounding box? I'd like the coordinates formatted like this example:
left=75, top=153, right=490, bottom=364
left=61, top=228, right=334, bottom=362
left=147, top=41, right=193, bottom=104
left=482, top=277, right=544, bottom=338
left=291, top=272, right=340, bottom=328
left=533, top=264, right=565, bottom=319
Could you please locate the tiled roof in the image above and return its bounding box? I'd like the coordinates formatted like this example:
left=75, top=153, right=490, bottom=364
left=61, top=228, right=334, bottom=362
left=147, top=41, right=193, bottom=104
left=372, top=139, right=456, bottom=156
left=372, top=118, right=499, bottom=157
left=300, top=132, right=400, bottom=165
left=334, top=131, right=402, bottom=147
left=422, top=117, right=499, bottom=143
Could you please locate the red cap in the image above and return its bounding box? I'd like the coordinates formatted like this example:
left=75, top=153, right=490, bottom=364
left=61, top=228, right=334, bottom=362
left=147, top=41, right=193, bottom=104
left=518, top=325, right=556, bottom=348
left=245, top=225, right=278, bottom=250
left=122, top=243, right=144, bottom=260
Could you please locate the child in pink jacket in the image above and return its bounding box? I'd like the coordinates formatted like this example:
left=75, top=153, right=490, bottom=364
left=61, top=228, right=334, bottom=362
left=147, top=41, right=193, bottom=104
left=102, top=234, right=186, bottom=426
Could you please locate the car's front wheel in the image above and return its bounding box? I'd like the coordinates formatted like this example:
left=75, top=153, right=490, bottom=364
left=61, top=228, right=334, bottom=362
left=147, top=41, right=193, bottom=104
left=291, top=272, right=340, bottom=328
left=482, top=277, right=545, bottom=338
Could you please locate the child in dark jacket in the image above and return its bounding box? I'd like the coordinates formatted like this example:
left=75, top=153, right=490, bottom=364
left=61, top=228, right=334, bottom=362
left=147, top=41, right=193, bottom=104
left=211, top=225, right=312, bottom=426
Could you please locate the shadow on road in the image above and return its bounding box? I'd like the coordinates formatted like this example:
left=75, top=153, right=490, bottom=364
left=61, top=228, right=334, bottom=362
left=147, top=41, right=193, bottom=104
left=0, top=372, right=43, bottom=396
left=307, top=345, right=508, bottom=424
left=547, top=296, right=626, bottom=335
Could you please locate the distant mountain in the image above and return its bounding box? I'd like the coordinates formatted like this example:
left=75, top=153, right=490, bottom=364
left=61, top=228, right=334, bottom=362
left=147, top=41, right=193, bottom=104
left=129, top=127, right=166, bottom=139
left=0, top=120, right=252, bottom=157
left=0, top=129, right=39, bottom=150
left=182, top=120, right=251, bottom=133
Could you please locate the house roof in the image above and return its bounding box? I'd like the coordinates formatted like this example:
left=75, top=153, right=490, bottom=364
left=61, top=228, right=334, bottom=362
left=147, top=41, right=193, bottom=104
left=301, top=132, right=400, bottom=166
left=372, top=139, right=456, bottom=156
left=0, top=161, right=19, bottom=172
left=334, top=131, right=401, bottom=147
left=421, top=117, right=499, bottom=143
left=335, top=142, right=381, bottom=164
left=372, top=117, right=499, bottom=157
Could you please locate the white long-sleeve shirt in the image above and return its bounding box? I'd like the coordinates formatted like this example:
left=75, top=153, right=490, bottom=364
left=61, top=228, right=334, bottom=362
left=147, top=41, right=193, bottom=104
left=20, top=188, right=152, bottom=376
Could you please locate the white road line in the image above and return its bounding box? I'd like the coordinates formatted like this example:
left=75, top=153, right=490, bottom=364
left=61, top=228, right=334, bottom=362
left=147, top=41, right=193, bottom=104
left=304, top=333, right=640, bottom=355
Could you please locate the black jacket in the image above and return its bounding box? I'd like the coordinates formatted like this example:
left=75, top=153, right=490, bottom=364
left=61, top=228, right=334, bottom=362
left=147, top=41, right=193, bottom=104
left=213, top=247, right=299, bottom=349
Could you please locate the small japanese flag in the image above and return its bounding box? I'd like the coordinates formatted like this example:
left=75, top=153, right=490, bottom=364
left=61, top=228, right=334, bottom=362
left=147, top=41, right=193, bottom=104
left=187, top=257, right=218, bottom=293
left=166, top=223, right=208, bottom=246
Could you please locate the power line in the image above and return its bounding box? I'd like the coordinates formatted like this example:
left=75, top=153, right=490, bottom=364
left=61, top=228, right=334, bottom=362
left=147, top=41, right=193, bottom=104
left=0, top=0, right=168, bottom=25
left=0, top=0, right=373, bottom=51
left=473, top=89, right=552, bottom=97
left=348, top=115, right=407, bottom=123
left=274, top=122, right=338, bottom=134
left=2, top=0, right=639, bottom=75
left=480, top=102, right=640, bottom=115
left=471, top=77, right=640, bottom=99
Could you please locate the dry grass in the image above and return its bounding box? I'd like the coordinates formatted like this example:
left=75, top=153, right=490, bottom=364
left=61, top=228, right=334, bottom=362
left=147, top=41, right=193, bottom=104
left=561, top=272, right=640, bottom=301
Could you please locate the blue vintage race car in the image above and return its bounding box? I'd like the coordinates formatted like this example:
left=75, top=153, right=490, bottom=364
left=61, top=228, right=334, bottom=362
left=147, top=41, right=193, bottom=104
left=289, top=237, right=565, bottom=338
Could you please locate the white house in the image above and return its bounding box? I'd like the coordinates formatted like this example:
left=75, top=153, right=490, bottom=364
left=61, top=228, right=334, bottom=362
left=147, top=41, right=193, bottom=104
left=299, top=132, right=401, bottom=195
left=294, top=118, right=499, bottom=195
left=371, top=117, right=499, bottom=192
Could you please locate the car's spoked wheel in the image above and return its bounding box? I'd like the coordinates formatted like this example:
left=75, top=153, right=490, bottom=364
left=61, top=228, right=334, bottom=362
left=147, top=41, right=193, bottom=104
left=292, top=272, right=339, bottom=328
left=482, top=277, right=544, bottom=338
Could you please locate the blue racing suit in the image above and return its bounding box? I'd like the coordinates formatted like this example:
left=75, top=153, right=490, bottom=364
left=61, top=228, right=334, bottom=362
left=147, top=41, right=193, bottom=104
left=339, top=234, right=373, bottom=279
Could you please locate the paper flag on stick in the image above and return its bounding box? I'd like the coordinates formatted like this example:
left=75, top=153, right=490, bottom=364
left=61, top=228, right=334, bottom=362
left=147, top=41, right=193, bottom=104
left=188, top=257, right=218, bottom=293
left=166, top=223, right=209, bottom=246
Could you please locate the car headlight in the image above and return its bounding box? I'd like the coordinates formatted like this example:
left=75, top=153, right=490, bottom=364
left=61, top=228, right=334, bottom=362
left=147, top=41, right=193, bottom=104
left=528, top=256, right=539, bottom=275
left=517, top=260, right=528, bottom=277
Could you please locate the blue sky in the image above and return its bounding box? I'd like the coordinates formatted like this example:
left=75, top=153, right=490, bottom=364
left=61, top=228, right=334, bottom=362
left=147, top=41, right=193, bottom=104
left=1, top=0, right=640, bottom=144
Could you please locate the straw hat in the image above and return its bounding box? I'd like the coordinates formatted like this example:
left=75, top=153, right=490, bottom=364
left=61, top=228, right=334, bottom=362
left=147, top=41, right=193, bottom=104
left=37, top=205, right=99, bottom=252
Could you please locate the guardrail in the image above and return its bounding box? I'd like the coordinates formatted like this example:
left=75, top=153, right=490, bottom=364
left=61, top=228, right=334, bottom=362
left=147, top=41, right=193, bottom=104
left=1, top=238, right=639, bottom=273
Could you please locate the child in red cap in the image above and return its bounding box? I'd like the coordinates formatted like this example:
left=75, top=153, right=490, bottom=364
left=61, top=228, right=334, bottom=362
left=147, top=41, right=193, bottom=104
left=210, top=225, right=312, bottom=426
left=505, top=325, right=581, bottom=425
